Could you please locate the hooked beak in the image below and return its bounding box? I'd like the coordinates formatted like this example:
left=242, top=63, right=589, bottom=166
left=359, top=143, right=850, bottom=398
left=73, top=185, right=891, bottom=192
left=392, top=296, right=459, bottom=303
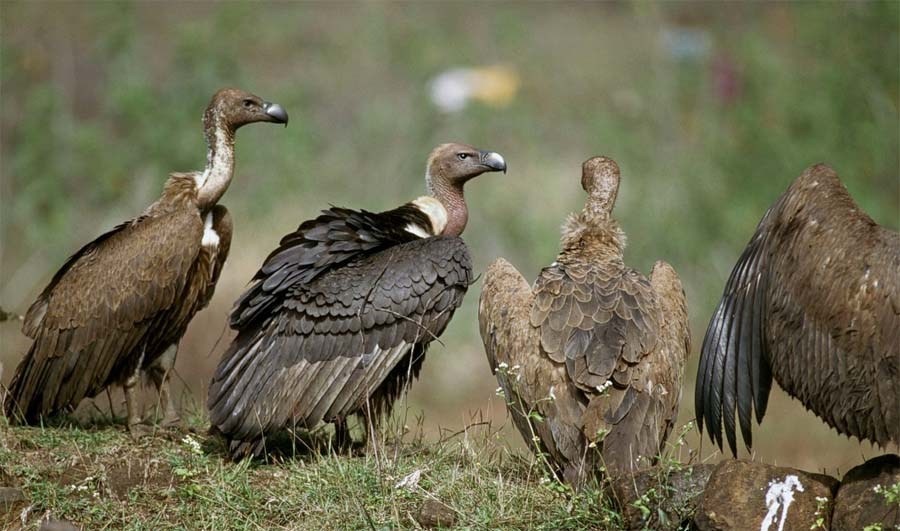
left=263, top=102, right=289, bottom=126
left=479, top=151, right=507, bottom=173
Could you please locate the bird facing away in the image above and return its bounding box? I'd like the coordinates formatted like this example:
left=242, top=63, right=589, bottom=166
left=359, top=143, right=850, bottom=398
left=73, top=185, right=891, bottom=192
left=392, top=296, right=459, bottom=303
left=696, top=164, right=900, bottom=456
left=479, top=157, right=690, bottom=486
left=4, top=88, right=288, bottom=433
left=207, top=143, right=507, bottom=459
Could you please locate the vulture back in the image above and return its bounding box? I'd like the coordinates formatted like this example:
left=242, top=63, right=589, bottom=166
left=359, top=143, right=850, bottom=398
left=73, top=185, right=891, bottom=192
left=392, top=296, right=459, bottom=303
left=478, top=156, right=691, bottom=484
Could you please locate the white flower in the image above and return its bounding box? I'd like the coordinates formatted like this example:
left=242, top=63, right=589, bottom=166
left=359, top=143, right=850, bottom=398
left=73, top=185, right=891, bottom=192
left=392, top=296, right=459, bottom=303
left=498, top=362, right=509, bottom=370
left=394, top=469, right=423, bottom=490
left=548, top=386, right=557, bottom=401
left=182, top=434, right=203, bottom=455
left=595, top=380, right=613, bottom=394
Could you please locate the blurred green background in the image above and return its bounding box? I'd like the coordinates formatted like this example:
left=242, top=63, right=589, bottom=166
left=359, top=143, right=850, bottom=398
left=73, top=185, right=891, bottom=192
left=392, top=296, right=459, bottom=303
left=1, top=1, right=897, bottom=474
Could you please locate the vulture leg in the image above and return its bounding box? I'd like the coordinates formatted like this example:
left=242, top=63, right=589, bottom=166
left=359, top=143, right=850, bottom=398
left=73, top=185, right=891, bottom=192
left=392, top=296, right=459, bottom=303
left=147, top=346, right=181, bottom=428
left=333, top=417, right=352, bottom=452
left=124, top=361, right=148, bottom=438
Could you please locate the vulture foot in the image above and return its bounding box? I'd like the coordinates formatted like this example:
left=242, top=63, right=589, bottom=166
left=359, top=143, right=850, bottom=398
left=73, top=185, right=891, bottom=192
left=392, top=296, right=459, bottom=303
left=127, top=422, right=155, bottom=440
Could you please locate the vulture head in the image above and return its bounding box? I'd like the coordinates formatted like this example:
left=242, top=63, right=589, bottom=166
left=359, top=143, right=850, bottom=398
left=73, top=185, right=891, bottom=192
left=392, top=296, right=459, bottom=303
left=425, top=142, right=506, bottom=237
left=203, top=88, right=289, bottom=135
left=581, top=156, right=620, bottom=217
left=560, top=156, right=625, bottom=252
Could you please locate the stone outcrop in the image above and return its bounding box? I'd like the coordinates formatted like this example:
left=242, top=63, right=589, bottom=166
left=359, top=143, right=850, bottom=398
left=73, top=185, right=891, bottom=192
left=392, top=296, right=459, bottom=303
left=832, top=454, right=900, bottom=531
left=612, top=463, right=715, bottom=530
left=694, top=459, right=838, bottom=531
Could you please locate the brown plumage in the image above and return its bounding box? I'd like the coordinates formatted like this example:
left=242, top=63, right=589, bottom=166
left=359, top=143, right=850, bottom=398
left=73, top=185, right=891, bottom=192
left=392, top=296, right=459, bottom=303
left=208, top=143, right=507, bottom=459
left=696, top=163, right=900, bottom=455
left=4, top=88, right=288, bottom=431
left=479, top=156, right=690, bottom=485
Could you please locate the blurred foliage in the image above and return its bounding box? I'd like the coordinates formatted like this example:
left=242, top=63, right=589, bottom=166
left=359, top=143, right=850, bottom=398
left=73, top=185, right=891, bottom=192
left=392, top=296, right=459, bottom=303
left=1, top=1, right=897, bottom=470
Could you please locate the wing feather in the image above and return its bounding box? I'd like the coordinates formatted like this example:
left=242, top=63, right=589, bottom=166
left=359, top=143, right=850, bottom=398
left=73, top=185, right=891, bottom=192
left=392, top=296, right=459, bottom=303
left=6, top=208, right=203, bottom=422
left=209, top=236, right=471, bottom=456
left=698, top=164, right=900, bottom=453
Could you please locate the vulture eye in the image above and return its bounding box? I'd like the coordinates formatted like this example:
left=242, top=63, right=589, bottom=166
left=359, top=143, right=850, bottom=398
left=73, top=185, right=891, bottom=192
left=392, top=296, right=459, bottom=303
left=242, top=99, right=254, bottom=109
left=457, top=153, right=469, bottom=160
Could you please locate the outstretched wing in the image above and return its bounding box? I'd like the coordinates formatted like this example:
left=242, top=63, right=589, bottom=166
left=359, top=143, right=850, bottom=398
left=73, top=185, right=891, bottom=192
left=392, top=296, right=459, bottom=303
left=7, top=208, right=203, bottom=421
left=230, top=205, right=430, bottom=328
left=697, top=164, right=900, bottom=455
left=208, top=236, right=471, bottom=456
left=695, top=211, right=771, bottom=455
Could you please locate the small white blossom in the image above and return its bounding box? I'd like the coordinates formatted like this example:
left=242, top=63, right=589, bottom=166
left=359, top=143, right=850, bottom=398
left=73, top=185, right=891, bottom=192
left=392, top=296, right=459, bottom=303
left=498, top=362, right=509, bottom=370
left=595, top=380, right=613, bottom=394
left=548, top=386, right=557, bottom=401
left=182, top=434, right=203, bottom=455
left=394, top=469, right=422, bottom=490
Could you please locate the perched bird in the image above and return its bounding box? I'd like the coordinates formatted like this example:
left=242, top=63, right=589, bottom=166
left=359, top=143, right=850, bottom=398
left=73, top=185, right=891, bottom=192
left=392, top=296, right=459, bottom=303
left=479, top=157, right=690, bottom=485
left=4, top=88, right=288, bottom=433
left=208, top=143, right=507, bottom=459
left=696, top=164, right=899, bottom=455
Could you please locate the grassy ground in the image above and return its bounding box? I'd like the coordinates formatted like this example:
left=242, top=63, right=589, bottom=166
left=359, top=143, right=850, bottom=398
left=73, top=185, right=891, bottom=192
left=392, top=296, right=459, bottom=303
left=1, top=0, right=898, bottom=505
left=0, top=412, right=644, bottom=530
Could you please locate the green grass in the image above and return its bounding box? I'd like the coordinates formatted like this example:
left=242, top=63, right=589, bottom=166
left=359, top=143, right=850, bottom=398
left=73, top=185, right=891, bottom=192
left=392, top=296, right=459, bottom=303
left=0, top=414, right=633, bottom=530
left=1, top=0, right=897, bottom=485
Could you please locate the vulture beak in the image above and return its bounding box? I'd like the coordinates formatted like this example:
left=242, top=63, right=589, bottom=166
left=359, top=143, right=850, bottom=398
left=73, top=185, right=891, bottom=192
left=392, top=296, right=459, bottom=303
left=480, top=151, right=507, bottom=174
left=263, top=102, right=289, bottom=126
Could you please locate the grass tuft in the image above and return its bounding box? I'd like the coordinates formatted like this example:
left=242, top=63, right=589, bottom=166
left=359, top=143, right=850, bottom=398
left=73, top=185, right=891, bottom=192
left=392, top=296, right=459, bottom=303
left=0, top=411, right=631, bottom=530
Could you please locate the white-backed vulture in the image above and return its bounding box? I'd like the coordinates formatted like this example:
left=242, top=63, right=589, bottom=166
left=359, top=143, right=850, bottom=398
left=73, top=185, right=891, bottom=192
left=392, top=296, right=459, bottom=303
left=479, top=157, right=690, bottom=486
left=207, top=143, right=507, bottom=459
left=4, top=88, right=288, bottom=433
left=696, top=163, right=899, bottom=455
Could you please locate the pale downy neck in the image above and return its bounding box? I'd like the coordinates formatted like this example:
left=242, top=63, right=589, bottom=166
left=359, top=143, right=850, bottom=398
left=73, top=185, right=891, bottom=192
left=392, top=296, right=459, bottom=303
left=582, top=192, right=615, bottom=227
left=195, top=112, right=236, bottom=209
left=427, top=170, right=468, bottom=237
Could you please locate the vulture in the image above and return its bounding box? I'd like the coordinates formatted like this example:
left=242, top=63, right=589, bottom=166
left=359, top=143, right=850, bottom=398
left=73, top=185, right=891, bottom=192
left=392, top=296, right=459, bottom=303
left=696, top=163, right=900, bottom=456
left=478, top=156, right=691, bottom=486
left=4, top=88, right=288, bottom=433
left=207, top=143, right=507, bottom=459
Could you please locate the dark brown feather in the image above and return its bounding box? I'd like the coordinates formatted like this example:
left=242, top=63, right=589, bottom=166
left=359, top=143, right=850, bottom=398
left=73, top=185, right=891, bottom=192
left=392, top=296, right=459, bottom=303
left=696, top=163, right=900, bottom=455
left=5, top=88, right=285, bottom=425
left=208, top=235, right=472, bottom=457
left=5, top=178, right=210, bottom=421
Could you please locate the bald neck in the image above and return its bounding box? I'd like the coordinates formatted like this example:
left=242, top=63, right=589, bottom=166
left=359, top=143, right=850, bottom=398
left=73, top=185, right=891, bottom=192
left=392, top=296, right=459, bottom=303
left=195, top=108, right=237, bottom=209
left=582, top=193, right=615, bottom=226
left=427, top=170, right=468, bottom=237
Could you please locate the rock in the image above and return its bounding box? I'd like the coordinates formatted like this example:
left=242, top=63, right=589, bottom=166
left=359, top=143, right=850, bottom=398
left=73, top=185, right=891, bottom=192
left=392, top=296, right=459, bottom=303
left=0, top=487, right=25, bottom=506
left=832, top=454, right=900, bottom=531
left=415, top=498, right=456, bottom=528
left=611, top=463, right=715, bottom=530
left=694, top=459, right=838, bottom=531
